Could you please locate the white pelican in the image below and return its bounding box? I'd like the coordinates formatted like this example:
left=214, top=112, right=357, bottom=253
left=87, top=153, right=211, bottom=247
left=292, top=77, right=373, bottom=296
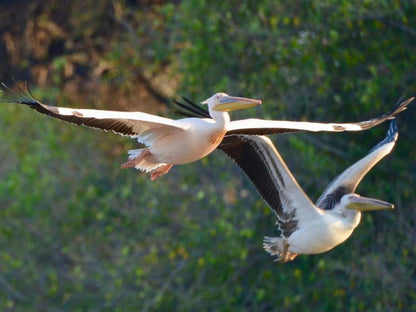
left=1, top=83, right=412, bottom=180
left=174, top=96, right=413, bottom=135
left=0, top=83, right=261, bottom=180
left=218, top=120, right=398, bottom=262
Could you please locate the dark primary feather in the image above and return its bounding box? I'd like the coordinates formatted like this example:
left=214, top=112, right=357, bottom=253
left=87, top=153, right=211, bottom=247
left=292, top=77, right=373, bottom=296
left=182, top=96, right=210, bottom=117
left=317, top=185, right=351, bottom=211
left=368, top=118, right=398, bottom=153
left=0, top=81, right=37, bottom=105
left=354, top=97, right=412, bottom=130
left=219, top=135, right=298, bottom=237
left=0, top=82, right=138, bottom=136
left=172, top=97, right=210, bottom=118
left=219, top=135, right=280, bottom=211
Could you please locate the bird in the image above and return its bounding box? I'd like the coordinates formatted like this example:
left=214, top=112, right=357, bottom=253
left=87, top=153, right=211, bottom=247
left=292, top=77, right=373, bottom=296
left=0, top=83, right=261, bottom=180
left=1, top=82, right=413, bottom=180
left=173, top=96, right=413, bottom=135
left=217, top=120, right=399, bottom=262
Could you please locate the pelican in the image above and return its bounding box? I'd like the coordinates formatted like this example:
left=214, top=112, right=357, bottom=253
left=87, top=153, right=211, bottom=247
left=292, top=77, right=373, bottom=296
left=218, top=120, right=398, bottom=262
left=0, top=83, right=261, bottom=180
left=0, top=82, right=412, bottom=180
left=173, top=96, right=413, bottom=135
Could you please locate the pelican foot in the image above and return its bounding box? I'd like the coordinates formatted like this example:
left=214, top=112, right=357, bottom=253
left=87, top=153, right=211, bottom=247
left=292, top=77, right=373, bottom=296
left=150, top=164, right=173, bottom=181
left=277, top=251, right=298, bottom=262
left=121, top=149, right=152, bottom=169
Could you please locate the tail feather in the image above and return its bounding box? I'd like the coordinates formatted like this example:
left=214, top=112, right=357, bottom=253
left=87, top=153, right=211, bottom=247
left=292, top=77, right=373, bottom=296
left=263, top=236, right=298, bottom=262
left=125, top=148, right=165, bottom=172
left=127, top=148, right=146, bottom=159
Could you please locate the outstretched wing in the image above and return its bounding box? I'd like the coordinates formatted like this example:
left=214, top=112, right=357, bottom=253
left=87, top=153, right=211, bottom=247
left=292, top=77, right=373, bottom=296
left=227, top=97, right=412, bottom=135
left=173, top=96, right=413, bottom=135
left=316, top=120, right=398, bottom=210
left=0, top=83, right=187, bottom=142
left=219, top=135, right=322, bottom=238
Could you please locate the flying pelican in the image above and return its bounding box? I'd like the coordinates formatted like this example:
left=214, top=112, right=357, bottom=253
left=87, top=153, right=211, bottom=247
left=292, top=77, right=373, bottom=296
left=173, top=96, right=413, bottom=135
left=0, top=83, right=261, bottom=180
left=0, top=82, right=412, bottom=180
left=218, top=120, right=398, bottom=262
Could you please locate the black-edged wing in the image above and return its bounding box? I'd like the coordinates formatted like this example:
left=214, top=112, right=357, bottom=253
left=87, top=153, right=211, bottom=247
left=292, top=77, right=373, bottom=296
left=219, top=135, right=321, bottom=238
left=0, top=83, right=187, bottom=141
left=316, top=120, right=398, bottom=210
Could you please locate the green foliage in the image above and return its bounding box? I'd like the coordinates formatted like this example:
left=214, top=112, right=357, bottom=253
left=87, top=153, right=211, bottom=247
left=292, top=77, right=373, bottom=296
left=1, top=0, right=416, bottom=311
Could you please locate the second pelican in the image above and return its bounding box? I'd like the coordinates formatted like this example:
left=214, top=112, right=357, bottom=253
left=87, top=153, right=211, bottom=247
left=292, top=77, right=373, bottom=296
left=219, top=121, right=398, bottom=262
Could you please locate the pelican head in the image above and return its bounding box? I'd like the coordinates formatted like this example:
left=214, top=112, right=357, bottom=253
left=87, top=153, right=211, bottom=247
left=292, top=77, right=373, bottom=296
left=342, top=194, right=394, bottom=211
left=201, top=92, right=262, bottom=112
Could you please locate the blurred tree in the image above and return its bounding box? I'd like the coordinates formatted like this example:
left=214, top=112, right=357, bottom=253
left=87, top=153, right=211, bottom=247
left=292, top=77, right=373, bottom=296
left=0, top=0, right=415, bottom=311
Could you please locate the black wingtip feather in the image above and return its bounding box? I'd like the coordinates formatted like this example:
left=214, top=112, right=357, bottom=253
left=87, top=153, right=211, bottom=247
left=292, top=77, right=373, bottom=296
left=357, top=96, right=413, bottom=130
left=0, top=81, right=40, bottom=107
left=172, top=96, right=210, bottom=118
left=367, top=120, right=398, bottom=154
left=391, top=96, right=414, bottom=115
left=171, top=108, right=199, bottom=118
left=181, top=96, right=208, bottom=114
left=172, top=99, right=207, bottom=118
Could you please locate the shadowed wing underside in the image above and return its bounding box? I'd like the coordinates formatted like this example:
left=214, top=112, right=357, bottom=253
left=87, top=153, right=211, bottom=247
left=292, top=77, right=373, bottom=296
left=219, top=135, right=322, bottom=237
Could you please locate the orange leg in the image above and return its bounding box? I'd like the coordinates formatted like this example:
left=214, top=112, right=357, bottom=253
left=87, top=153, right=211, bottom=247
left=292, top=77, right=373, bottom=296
left=150, top=164, right=173, bottom=181
left=121, top=149, right=152, bottom=169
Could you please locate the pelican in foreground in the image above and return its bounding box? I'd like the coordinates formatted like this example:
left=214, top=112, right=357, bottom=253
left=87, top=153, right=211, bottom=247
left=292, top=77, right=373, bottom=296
left=219, top=121, right=398, bottom=262
left=173, top=96, right=413, bottom=135
left=0, top=84, right=261, bottom=180
left=1, top=83, right=412, bottom=180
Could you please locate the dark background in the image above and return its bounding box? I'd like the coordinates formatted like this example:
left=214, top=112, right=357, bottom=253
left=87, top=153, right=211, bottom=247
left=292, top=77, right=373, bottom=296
left=0, top=1, right=415, bottom=310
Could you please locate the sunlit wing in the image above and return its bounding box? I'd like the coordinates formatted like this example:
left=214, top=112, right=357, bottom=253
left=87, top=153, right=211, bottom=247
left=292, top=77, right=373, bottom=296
left=227, top=97, right=411, bottom=134
left=219, top=135, right=322, bottom=237
left=316, top=120, right=398, bottom=210
left=173, top=96, right=413, bottom=135
left=0, top=83, right=187, bottom=142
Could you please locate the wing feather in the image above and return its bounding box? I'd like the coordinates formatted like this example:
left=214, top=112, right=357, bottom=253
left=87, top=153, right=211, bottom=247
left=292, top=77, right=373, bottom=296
left=227, top=96, right=412, bottom=135
left=0, top=83, right=187, bottom=140
left=316, top=120, right=398, bottom=210
left=219, top=135, right=322, bottom=237
left=172, top=97, right=210, bottom=118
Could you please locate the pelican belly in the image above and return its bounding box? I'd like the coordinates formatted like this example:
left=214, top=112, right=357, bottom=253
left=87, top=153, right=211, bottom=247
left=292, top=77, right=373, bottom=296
left=287, top=213, right=358, bottom=255
left=150, top=118, right=225, bottom=165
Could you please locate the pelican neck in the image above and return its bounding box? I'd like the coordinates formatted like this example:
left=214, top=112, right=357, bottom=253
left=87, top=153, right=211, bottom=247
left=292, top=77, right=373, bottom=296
left=208, top=109, right=230, bottom=126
